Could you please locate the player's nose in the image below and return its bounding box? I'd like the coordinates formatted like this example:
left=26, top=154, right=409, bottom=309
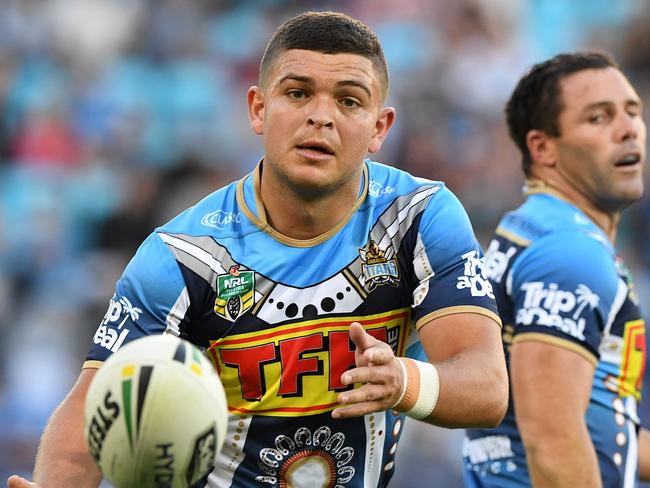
left=307, top=96, right=335, bottom=128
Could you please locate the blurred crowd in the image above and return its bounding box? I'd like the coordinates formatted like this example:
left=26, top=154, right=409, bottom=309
left=1, top=1, right=650, bottom=486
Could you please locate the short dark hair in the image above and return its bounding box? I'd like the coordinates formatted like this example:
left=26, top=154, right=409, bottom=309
left=505, top=51, right=619, bottom=176
left=259, top=11, right=389, bottom=99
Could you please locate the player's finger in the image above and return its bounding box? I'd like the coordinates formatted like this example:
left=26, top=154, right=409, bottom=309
left=341, top=364, right=385, bottom=386
left=337, top=384, right=390, bottom=405
left=364, top=342, right=395, bottom=365
left=342, top=360, right=400, bottom=386
left=7, top=476, right=38, bottom=488
left=331, top=399, right=387, bottom=419
left=348, top=322, right=380, bottom=354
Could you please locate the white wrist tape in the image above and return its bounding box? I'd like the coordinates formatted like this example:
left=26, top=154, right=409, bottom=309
left=393, top=358, right=440, bottom=420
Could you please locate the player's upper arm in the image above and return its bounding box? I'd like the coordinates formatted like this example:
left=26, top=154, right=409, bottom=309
left=639, top=428, right=650, bottom=481
left=507, top=230, right=619, bottom=440
left=413, top=309, right=508, bottom=427
left=511, top=339, right=595, bottom=438
left=419, top=311, right=505, bottom=367
left=69, top=368, right=99, bottom=405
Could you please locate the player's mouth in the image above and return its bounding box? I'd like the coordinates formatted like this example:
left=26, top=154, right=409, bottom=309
left=296, top=141, right=335, bottom=159
left=614, top=152, right=642, bottom=169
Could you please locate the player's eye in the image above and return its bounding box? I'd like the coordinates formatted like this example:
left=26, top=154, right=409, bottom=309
left=626, top=106, right=641, bottom=118
left=340, top=97, right=360, bottom=108
left=287, top=89, right=306, bottom=100
left=588, top=112, right=607, bottom=124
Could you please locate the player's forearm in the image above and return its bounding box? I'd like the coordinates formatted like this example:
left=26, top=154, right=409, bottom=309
left=423, top=349, right=508, bottom=428
left=33, top=377, right=102, bottom=487
left=523, top=423, right=601, bottom=488
left=639, top=428, right=650, bottom=481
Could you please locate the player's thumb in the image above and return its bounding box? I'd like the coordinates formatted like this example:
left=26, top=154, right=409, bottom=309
left=348, top=322, right=376, bottom=352
left=6, top=475, right=38, bottom=488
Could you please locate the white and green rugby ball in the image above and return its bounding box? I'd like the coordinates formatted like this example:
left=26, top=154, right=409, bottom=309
left=83, top=334, right=228, bottom=488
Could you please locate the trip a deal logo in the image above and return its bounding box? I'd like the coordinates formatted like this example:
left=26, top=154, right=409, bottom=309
left=207, top=309, right=411, bottom=416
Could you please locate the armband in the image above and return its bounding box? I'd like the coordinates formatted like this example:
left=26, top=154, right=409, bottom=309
left=392, top=358, right=439, bottom=420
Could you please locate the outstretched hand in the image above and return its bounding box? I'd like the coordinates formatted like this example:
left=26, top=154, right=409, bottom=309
left=7, top=476, right=39, bottom=488
left=332, top=322, right=404, bottom=418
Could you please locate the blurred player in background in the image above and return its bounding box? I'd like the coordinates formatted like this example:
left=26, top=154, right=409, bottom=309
left=464, top=52, right=650, bottom=487
left=8, top=10, right=507, bottom=488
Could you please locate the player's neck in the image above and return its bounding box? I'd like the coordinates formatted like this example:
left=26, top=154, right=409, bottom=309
left=527, top=177, right=620, bottom=242
left=258, top=167, right=364, bottom=241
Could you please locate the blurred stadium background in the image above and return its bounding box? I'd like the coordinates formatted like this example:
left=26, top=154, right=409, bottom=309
left=1, top=1, right=650, bottom=486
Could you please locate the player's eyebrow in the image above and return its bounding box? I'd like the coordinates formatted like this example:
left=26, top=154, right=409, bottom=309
left=277, top=73, right=372, bottom=99
left=583, top=98, right=642, bottom=112
left=336, top=79, right=372, bottom=98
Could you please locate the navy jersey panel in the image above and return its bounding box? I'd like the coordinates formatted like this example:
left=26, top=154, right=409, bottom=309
left=464, top=192, right=645, bottom=488
left=508, top=230, right=620, bottom=358
left=86, top=160, right=499, bottom=487
left=411, top=186, right=498, bottom=326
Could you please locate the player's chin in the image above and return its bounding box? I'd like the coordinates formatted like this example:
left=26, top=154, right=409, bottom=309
left=618, top=179, right=645, bottom=202
left=601, top=184, right=644, bottom=211
left=289, top=173, right=341, bottom=199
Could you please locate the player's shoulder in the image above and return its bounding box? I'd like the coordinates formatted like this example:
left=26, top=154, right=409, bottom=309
left=369, top=162, right=480, bottom=262
left=156, top=175, right=244, bottom=239
left=366, top=159, right=463, bottom=216
left=366, top=159, right=445, bottom=199
left=526, top=228, right=614, bottom=273
left=493, top=191, right=618, bottom=292
left=498, top=192, right=613, bottom=252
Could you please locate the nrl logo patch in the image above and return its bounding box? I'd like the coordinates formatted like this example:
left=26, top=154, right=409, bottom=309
left=360, top=239, right=399, bottom=291
left=215, top=265, right=254, bottom=321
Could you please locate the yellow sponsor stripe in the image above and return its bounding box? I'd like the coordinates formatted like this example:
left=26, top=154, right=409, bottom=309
left=209, top=308, right=412, bottom=416
left=214, top=308, right=410, bottom=347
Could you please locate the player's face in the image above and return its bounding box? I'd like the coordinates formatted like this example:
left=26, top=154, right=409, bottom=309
left=248, top=49, right=394, bottom=199
left=554, top=67, right=646, bottom=212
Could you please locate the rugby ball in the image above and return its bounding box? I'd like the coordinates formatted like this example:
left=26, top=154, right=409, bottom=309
left=83, top=334, right=228, bottom=488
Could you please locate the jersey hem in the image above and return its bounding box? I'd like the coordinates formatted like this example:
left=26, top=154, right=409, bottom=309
left=416, top=306, right=502, bottom=331
left=512, top=332, right=598, bottom=366
left=495, top=226, right=531, bottom=247
left=82, top=360, right=104, bottom=369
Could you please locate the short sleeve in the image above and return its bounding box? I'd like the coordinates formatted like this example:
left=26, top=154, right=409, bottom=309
left=85, top=233, right=189, bottom=365
left=411, top=187, right=500, bottom=329
left=509, top=231, right=622, bottom=363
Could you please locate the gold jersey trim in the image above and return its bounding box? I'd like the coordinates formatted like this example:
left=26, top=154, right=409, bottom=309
left=495, top=226, right=531, bottom=247
left=512, top=332, right=598, bottom=367
left=236, top=161, right=369, bottom=248
left=416, top=306, right=502, bottom=331
left=523, top=179, right=602, bottom=231
left=82, top=360, right=103, bottom=370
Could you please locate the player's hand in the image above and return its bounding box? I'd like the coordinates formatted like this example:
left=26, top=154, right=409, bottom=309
left=7, top=475, right=39, bottom=488
left=332, top=322, right=403, bottom=418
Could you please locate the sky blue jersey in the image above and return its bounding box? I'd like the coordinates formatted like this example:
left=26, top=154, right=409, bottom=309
left=86, top=160, right=500, bottom=488
left=464, top=187, right=646, bottom=488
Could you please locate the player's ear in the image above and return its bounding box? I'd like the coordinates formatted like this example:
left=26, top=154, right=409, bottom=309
left=368, top=107, right=395, bottom=154
left=526, top=129, right=557, bottom=168
left=248, top=86, right=265, bottom=135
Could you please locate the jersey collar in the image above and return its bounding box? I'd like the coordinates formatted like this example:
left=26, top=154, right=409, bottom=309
left=236, top=160, right=369, bottom=247
left=524, top=178, right=611, bottom=245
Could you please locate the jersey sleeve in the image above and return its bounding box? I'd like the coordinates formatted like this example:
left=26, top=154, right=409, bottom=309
left=411, top=186, right=500, bottom=329
left=508, top=231, right=621, bottom=364
left=85, top=232, right=189, bottom=366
